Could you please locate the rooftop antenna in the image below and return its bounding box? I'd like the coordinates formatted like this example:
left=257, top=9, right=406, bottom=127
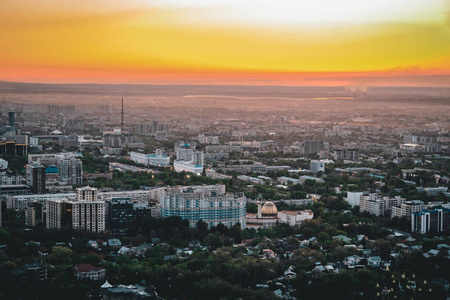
left=121, top=96, right=124, bottom=133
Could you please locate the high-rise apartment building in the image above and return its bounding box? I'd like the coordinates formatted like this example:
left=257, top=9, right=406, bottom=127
left=26, top=164, right=46, bottom=194
left=109, top=198, right=134, bottom=235
left=58, top=157, right=82, bottom=184
left=310, top=160, right=325, bottom=175
left=130, top=151, right=170, bottom=167
left=160, top=185, right=246, bottom=229
left=135, top=121, right=169, bottom=136
left=359, top=194, right=405, bottom=216
left=46, top=186, right=106, bottom=233
left=412, top=208, right=450, bottom=234
left=391, top=200, right=425, bottom=220
left=300, top=140, right=324, bottom=155
left=76, top=186, right=98, bottom=201
left=26, top=202, right=44, bottom=226
left=334, top=148, right=359, bottom=161
left=173, top=141, right=204, bottom=175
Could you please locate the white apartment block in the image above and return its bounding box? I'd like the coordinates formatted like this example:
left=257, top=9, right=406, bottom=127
left=237, top=175, right=264, bottom=185
left=76, top=186, right=98, bottom=201
left=130, top=151, right=170, bottom=167
left=359, top=194, right=406, bottom=216
left=391, top=200, right=425, bottom=220
left=46, top=187, right=106, bottom=233
left=346, top=191, right=364, bottom=207
left=278, top=210, right=314, bottom=226
left=310, top=160, right=325, bottom=175
left=58, top=157, right=83, bottom=184
left=160, top=185, right=245, bottom=229
left=9, top=188, right=156, bottom=211
left=173, top=160, right=203, bottom=175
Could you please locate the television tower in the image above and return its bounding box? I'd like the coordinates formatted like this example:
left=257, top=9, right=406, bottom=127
left=121, top=96, right=124, bottom=133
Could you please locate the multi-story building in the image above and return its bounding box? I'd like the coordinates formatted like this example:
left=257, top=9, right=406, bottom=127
left=173, top=143, right=204, bottom=175
left=205, top=144, right=242, bottom=153
left=277, top=176, right=301, bottom=185
left=246, top=201, right=314, bottom=229
left=8, top=112, right=15, bottom=127
left=0, top=140, right=27, bottom=156
left=8, top=193, right=75, bottom=211
left=26, top=202, right=44, bottom=226
left=59, top=135, right=78, bottom=149
left=346, top=191, right=364, bottom=207
left=130, top=150, right=170, bottom=167
left=237, top=175, right=264, bottom=185
left=25, top=164, right=46, bottom=194
left=299, top=140, right=324, bottom=155
left=133, top=203, right=153, bottom=229
left=391, top=200, right=425, bottom=220
left=0, top=172, right=23, bottom=185
left=310, top=160, right=325, bottom=175
left=102, top=129, right=123, bottom=148
left=109, top=198, right=134, bottom=235
left=173, top=160, right=203, bottom=175
left=8, top=189, right=154, bottom=211
left=412, top=208, right=450, bottom=234
left=46, top=198, right=74, bottom=230
left=160, top=185, right=246, bottom=229
left=28, top=153, right=61, bottom=166
left=334, top=148, right=359, bottom=161
left=76, top=186, right=98, bottom=201
left=46, top=186, right=106, bottom=233
left=74, top=264, right=106, bottom=281
left=8, top=263, right=47, bottom=284
left=58, top=157, right=82, bottom=184
left=359, top=194, right=405, bottom=216
left=198, top=134, right=220, bottom=145
left=136, top=121, right=169, bottom=136
left=420, top=187, right=448, bottom=196
left=0, top=158, right=8, bottom=169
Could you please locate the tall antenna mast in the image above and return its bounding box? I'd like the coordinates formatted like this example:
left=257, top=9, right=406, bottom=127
left=121, top=96, right=124, bottom=133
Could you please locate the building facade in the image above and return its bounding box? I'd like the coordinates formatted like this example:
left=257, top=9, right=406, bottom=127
left=26, top=202, right=44, bottom=226
left=58, top=157, right=82, bottom=184
left=160, top=185, right=246, bottom=229
left=334, top=148, right=359, bottom=161
left=109, top=198, right=134, bottom=235
left=46, top=186, right=106, bottom=233
left=359, top=194, right=406, bottom=216
left=74, top=264, right=106, bottom=281
left=391, top=200, right=425, bottom=220
left=173, top=160, right=203, bottom=175
left=130, top=151, right=170, bottom=167
left=412, top=208, right=450, bottom=234
left=25, top=164, right=46, bottom=194
left=310, top=160, right=325, bottom=175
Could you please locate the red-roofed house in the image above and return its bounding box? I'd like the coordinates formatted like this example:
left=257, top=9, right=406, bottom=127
left=74, top=264, right=105, bottom=281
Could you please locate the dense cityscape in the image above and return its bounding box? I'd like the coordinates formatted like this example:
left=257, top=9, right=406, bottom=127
left=2, top=1, right=450, bottom=299
left=0, top=83, right=449, bottom=299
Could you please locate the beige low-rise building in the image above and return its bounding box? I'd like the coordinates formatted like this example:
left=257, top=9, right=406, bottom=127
left=247, top=201, right=313, bottom=229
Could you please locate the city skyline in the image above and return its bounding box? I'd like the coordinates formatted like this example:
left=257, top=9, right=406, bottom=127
left=1, top=1, right=450, bottom=86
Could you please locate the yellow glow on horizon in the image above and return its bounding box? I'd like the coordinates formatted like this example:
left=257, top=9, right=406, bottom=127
left=1, top=1, right=450, bottom=85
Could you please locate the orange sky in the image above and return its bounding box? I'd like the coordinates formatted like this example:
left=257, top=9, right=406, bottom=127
left=1, top=0, right=450, bottom=86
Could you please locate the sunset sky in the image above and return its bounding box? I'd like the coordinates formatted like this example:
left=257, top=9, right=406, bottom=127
left=1, top=0, right=450, bottom=86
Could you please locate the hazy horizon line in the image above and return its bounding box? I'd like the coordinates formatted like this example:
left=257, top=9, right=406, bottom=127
left=2, top=80, right=450, bottom=89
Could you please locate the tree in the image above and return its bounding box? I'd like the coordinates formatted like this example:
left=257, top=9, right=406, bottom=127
left=373, top=239, right=391, bottom=258
left=318, top=232, right=330, bottom=242
left=47, top=246, right=73, bottom=265
left=229, top=224, right=243, bottom=244
left=301, top=227, right=314, bottom=238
